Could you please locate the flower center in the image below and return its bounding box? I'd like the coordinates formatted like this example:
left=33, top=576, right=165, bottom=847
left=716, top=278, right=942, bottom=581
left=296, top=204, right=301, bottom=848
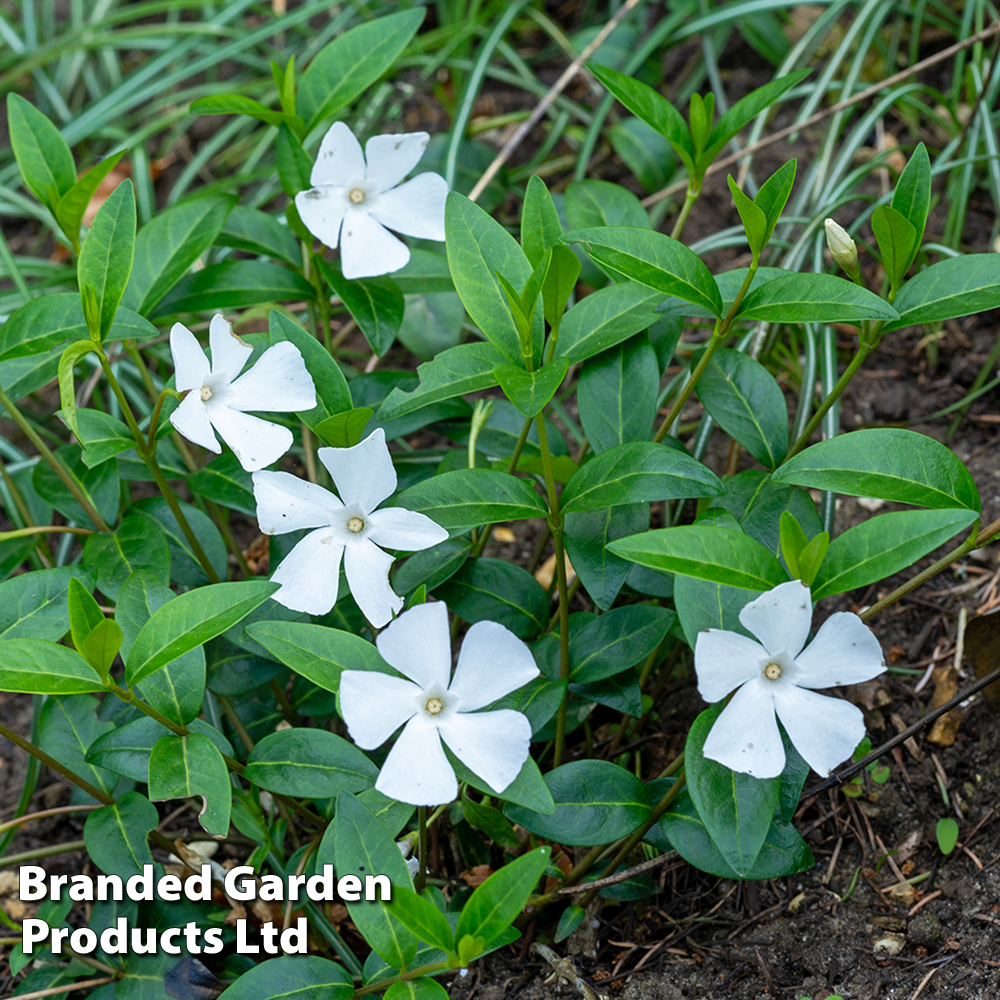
left=763, top=662, right=782, bottom=681
left=200, top=385, right=213, bottom=402
left=347, top=516, right=365, bottom=533
left=425, top=697, right=443, bottom=716
left=349, top=187, right=365, bottom=204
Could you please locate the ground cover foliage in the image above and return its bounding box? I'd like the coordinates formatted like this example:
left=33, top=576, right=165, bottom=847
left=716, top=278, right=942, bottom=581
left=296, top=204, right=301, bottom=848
left=1, top=1, right=1000, bottom=998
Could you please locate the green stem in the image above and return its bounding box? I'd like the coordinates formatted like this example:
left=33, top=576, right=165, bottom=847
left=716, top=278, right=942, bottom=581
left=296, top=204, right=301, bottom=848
left=0, top=841, right=89, bottom=870
left=669, top=182, right=700, bottom=241
left=352, top=961, right=451, bottom=998
left=534, top=413, right=571, bottom=768
left=0, top=384, right=110, bottom=531
left=472, top=416, right=534, bottom=558
left=784, top=340, right=874, bottom=461
left=0, top=525, right=92, bottom=541
left=415, top=806, right=428, bottom=894
left=146, top=388, right=178, bottom=448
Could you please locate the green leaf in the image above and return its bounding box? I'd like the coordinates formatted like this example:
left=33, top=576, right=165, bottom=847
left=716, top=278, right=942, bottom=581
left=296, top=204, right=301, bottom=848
left=685, top=703, right=780, bottom=876
left=811, top=507, right=978, bottom=600
left=245, top=620, right=392, bottom=692
left=0, top=293, right=157, bottom=362
left=772, top=428, right=981, bottom=511
left=556, top=283, right=664, bottom=364
left=68, top=574, right=107, bottom=652
left=753, top=160, right=796, bottom=243
left=378, top=342, right=505, bottom=421
left=737, top=272, right=899, bottom=323
left=32, top=443, right=119, bottom=528
left=244, top=729, right=377, bottom=798
left=57, top=339, right=97, bottom=441
left=123, top=194, right=236, bottom=315
left=446, top=192, right=542, bottom=365
left=436, top=558, right=548, bottom=639
left=454, top=753, right=555, bottom=814
left=393, top=539, right=470, bottom=597
left=396, top=468, right=548, bottom=531
left=542, top=245, right=581, bottom=332
left=317, top=258, right=404, bottom=356
left=561, top=441, right=723, bottom=513
left=296, top=9, right=424, bottom=130
left=383, top=978, right=450, bottom=1000
left=694, top=347, right=788, bottom=468
left=563, top=227, right=721, bottom=317
left=148, top=732, right=231, bottom=836
left=77, top=179, right=136, bottom=341
left=891, top=142, right=930, bottom=246
left=0, top=640, right=104, bottom=693
left=494, top=358, right=568, bottom=416
left=330, top=791, right=416, bottom=969
left=565, top=504, right=648, bottom=611
left=569, top=605, right=674, bottom=683
left=38, top=694, right=116, bottom=797
left=521, top=174, right=563, bottom=268
left=313, top=408, right=374, bottom=448
left=83, top=792, right=157, bottom=879
left=565, top=179, right=651, bottom=230
left=76, top=409, right=135, bottom=468
left=885, top=255, right=1000, bottom=330
left=153, top=260, right=314, bottom=316
left=505, top=760, right=651, bottom=845
left=688, top=91, right=713, bottom=158
left=871, top=205, right=918, bottom=290
left=7, top=93, right=76, bottom=210
left=130, top=496, right=227, bottom=586
left=187, top=453, right=256, bottom=516
left=935, top=816, right=959, bottom=855
left=609, top=117, right=676, bottom=193
left=577, top=333, right=659, bottom=452
left=78, top=618, right=123, bottom=683
left=189, top=93, right=302, bottom=132
left=587, top=63, right=693, bottom=165
left=213, top=956, right=353, bottom=1000
left=0, top=566, right=95, bottom=640
left=389, top=887, right=456, bottom=954
left=728, top=176, right=767, bottom=257
left=217, top=204, right=300, bottom=265
left=276, top=122, right=314, bottom=198
left=462, top=794, right=520, bottom=849
left=704, top=69, right=811, bottom=165
left=779, top=510, right=809, bottom=580
left=609, top=525, right=788, bottom=591
left=268, top=310, right=352, bottom=428
left=455, top=847, right=550, bottom=947
left=125, top=580, right=279, bottom=685
left=54, top=151, right=126, bottom=248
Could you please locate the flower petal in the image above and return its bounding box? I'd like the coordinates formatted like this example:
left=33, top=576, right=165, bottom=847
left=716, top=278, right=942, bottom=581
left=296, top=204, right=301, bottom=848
left=368, top=173, right=448, bottom=241
left=795, top=613, right=885, bottom=688
left=269, top=527, right=343, bottom=616
left=295, top=186, right=347, bottom=250
left=437, top=709, right=532, bottom=794
left=364, top=132, right=430, bottom=192
left=773, top=685, right=866, bottom=777
left=340, top=209, right=410, bottom=279
left=738, top=579, right=813, bottom=658
left=170, top=392, right=220, bottom=453
left=252, top=470, right=341, bottom=534
left=319, top=428, right=396, bottom=513
left=366, top=507, right=448, bottom=552
left=449, top=621, right=539, bottom=711
left=169, top=323, right=209, bottom=392
left=375, top=600, right=451, bottom=690
left=208, top=314, right=252, bottom=384
left=375, top=716, right=457, bottom=806
left=344, top=537, right=402, bottom=628
left=208, top=405, right=292, bottom=472
left=311, top=121, right=366, bottom=188
left=339, top=669, right=421, bottom=749
left=227, top=342, right=317, bottom=413
left=701, top=678, right=785, bottom=779
left=694, top=629, right=769, bottom=703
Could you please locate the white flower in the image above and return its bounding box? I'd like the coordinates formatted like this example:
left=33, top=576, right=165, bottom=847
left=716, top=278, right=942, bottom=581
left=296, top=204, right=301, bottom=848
left=251, top=428, right=447, bottom=626
left=339, top=602, right=539, bottom=806
left=294, top=122, right=447, bottom=280
left=169, top=314, right=316, bottom=472
left=824, top=218, right=860, bottom=277
left=695, top=580, right=885, bottom=779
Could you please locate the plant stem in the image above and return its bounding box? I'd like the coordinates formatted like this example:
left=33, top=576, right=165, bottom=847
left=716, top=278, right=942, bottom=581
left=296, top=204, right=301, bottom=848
left=472, top=415, right=534, bottom=558
left=534, top=413, right=571, bottom=768
left=784, top=340, right=874, bottom=461
left=0, top=525, right=92, bottom=541
left=0, top=841, right=88, bottom=870
left=670, top=182, right=700, bottom=241
left=0, top=384, right=110, bottom=531
left=416, top=805, right=428, bottom=893
left=0, top=803, right=101, bottom=835
left=352, top=961, right=451, bottom=997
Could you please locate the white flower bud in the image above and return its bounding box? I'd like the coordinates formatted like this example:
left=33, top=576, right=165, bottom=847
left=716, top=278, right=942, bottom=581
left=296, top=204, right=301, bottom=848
left=824, top=218, right=860, bottom=277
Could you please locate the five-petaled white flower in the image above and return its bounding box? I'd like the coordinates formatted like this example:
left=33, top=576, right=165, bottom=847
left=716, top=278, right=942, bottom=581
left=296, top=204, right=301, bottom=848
left=294, top=122, right=447, bottom=280
left=169, top=315, right=316, bottom=472
left=251, top=428, right=447, bottom=626
left=695, top=580, right=885, bottom=779
left=339, top=601, right=539, bottom=806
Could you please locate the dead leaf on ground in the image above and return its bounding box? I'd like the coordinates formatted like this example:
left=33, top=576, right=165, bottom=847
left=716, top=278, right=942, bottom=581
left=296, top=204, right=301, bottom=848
left=460, top=864, right=492, bottom=888
left=535, top=552, right=576, bottom=590
left=965, top=611, right=1000, bottom=702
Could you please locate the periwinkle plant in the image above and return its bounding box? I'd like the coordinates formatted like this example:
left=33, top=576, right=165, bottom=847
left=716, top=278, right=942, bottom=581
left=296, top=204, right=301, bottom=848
left=2, top=8, right=1000, bottom=997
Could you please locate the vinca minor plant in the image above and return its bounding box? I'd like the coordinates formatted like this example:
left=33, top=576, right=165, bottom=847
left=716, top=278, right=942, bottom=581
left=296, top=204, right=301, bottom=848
left=2, top=8, right=1000, bottom=998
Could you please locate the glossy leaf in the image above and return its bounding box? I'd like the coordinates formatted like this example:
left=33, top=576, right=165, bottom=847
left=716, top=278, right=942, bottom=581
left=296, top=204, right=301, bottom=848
left=494, top=358, right=568, bottom=416
left=153, top=259, right=314, bottom=316
left=871, top=205, right=918, bottom=290
left=737, top=271, right=899, bottom=323
left=891, top=142, right=930, bottom=245
left=244, top=729, right=377, bottom=797
left=0, top=640, right=104, bottom=693
left=886, top=255, right=1000, bottom=330
left=521, top=174, right=563, bottom=268
left=565, top=503, right=649, bottom=611
left=7, top=93, right=75, bottom=210
left=436, top=558, right=548, bottom=639
left=556, top=283, right=663, bottom=364
left=83, top=792, right=157, bottom=880
left=148, top=732, right=231, bottom=837
left=217, top=205, right=300, bottom=265
left=569, top=605, right=674, bottom=683
left=318, top=258, right=405, bottom=356
left=388, top=887, right=455, bottom=954
left=214, top=956, right=353, bottom=1000
left=0, top=566, right=95, bottom=640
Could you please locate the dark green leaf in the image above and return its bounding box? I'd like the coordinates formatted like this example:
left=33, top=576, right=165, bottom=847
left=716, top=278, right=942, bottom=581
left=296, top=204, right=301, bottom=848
left=54, top=151, right=126, bottom=247
left=313, top=408, right=374, bottom=448
left=0, top=566, right=95, bottom=640
left=244, top=729, right=377, bottom=797
left=217, top=204, right=300, bottom=265
left=565, top=179, right=651, bottom=230
left=556, top=283, right=663, bottom=364
left=494, top=358, right=568, bottom=416
left=891, top=142, right=930, bottom=245
left=84, top=791, right=157, bottom=879
left=436, top=558, right=548, bottom=638
left=148, top=732, right=231, bottom=836
left=521, top=174, right=563, bottom=268
left=737, top=271, right=899, bottom=323
left=565, top=504, right=648, bottom=610
left=153, top=259, right=314, bottom=316
left=32, top=443, right=119, bottom=527
left=76, top=409, right=135, bottom=468
left=569, top=605, right=673, bottom=683
left=886, top=255, right=1000, bottom=330
left=318, top=258, right=404, bottom=356
left=276, top=122, right=314, bottom=198
left=131, top=497, right=227, bottom=586
left=214, top=956, right=353, bottom=1000
left=7, top=93, right=75, bottom=210
left=871, top=205, right=918, bottom=290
